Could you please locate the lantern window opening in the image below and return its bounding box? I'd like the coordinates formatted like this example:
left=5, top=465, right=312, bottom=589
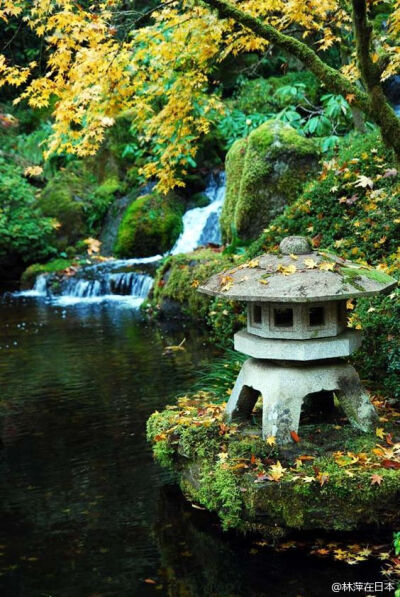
left=252, top=304, right=262, bottom=327
left=308, top=306, right=325, bottom=328
left=273, top=307, right=294, bottom=328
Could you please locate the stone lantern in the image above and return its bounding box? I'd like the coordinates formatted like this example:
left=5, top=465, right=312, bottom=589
left=198, top=236, right=397, bottom=443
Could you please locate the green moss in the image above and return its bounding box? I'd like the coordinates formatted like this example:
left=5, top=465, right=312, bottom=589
left=148, top=393, right=400, bottom=535
left=114, top=191, right=184, bottom=257
left=20, top=258, right=78, bottom=288
left=219, top=137, right=247, bottom=243
left=221, top=120, right=320, bottom=243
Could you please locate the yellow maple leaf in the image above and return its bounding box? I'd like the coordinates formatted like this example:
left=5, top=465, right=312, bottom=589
left=276, top=264, right=297, bottom=276
left=304, top=258, right=318, bottom=269
left=267, top=461, right=286, bottom=482
left=319, top=261, right=335, bottom=271
left=24, top=165, right=43, bottom=177
left=266, top=436, right=276, bottom=446
left=375, top=427, right=385, bottom=439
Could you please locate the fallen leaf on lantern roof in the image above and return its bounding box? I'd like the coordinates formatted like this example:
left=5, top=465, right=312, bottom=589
left=304, top=258, right=318, bottom=269
left=319, top=261, right=335, bottom=271
left=276, top=264, right=297, bottom=276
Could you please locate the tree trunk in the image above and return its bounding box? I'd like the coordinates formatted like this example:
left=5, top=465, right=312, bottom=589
left=200, top=0, right=400, bottom=160
left=352, top=0, right=400, bottom=159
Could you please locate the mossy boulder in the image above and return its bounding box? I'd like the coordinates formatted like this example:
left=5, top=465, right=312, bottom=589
left=114, top=191, right=184, bottom=258
left=149, top=248, right=235, bottom=320
left=220, top=120, right=320, bottom=243
left=148, top=392, right=400, bottom=535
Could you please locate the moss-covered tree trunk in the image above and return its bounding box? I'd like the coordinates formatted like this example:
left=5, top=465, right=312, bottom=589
left=200, top=0, right=400, bottom=161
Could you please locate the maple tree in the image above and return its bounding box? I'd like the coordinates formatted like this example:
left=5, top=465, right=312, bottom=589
left=1, top=0, right=400, bottom=191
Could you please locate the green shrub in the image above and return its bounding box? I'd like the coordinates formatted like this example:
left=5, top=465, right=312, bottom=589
left=234, top=71, right=320, bottom=114
left=114, top=191, right=184, bottom=257
left=0, top=156, right=56, bottom=264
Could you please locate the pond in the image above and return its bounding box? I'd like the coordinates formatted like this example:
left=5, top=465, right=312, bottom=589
left=0, top=295, right=393, bottom=596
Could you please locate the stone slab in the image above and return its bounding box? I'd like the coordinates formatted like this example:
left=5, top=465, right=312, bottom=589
left=234, top=328, right=362, bottom=361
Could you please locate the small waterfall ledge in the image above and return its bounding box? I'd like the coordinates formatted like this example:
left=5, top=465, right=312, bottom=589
left=16, top=172, right=226, bottom=307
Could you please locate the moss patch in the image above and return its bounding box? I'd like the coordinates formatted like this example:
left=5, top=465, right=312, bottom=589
left=148, top=392, right=400, bottom=535
left=220, top=120, right=320, bottom=243
left=114, top=191, right=184, bottom=258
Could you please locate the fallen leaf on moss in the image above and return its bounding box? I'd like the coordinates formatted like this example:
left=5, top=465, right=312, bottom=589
left=370, top=473, right=384, bottom=486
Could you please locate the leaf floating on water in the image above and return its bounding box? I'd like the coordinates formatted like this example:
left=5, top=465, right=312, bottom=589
left=144, top=579, right=157, bottom=585
left=163, top=338, right=186, bottom=355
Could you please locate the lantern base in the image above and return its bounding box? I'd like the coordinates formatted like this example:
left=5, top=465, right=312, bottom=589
left=226, top=358, right=378, bottom=443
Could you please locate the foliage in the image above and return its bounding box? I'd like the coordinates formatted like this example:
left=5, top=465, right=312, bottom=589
left=114, top=191, right=184, bottom=258
left=193, top=349, right=246, bottom=400
left=2, top=1, right=400, bottom=190
left=395, top=532, right=400, bottom=556
left=0, top=155, right=56, bottom=264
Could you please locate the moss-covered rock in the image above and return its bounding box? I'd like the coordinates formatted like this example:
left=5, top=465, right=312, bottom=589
left=148, top=248, right=236, bottom=320
left=114, top=191, right=184, bottom=258
left=220, top=120, right=320, bottom=243
left=148, top=392, right=400, bottom=535
left=20, top=257, right=82, bottom=289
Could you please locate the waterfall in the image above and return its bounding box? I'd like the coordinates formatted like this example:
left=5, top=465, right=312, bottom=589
left=171, top=172, right=226, bottom=255
left=14, top=172, right=226, bottom=308
left=15, top=258, right=156, bottom=308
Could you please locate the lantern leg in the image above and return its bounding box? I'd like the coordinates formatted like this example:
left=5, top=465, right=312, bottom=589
left=334, top=364, right=379, bottom=432
left=226, top=358, right=378, bottom=444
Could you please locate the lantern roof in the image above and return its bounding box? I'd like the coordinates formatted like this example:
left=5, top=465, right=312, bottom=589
left=198, top=236, right=397, bottom=303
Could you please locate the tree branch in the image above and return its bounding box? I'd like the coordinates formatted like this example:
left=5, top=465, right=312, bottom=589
left=199, top=0, right=372, bottom=116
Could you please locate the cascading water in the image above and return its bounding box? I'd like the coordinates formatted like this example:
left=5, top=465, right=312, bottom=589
left=16, top=256, right=158, bottom=308
left=171, top=172, right=226, bottom=255
left=15, top=172, right=226, bottom=308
